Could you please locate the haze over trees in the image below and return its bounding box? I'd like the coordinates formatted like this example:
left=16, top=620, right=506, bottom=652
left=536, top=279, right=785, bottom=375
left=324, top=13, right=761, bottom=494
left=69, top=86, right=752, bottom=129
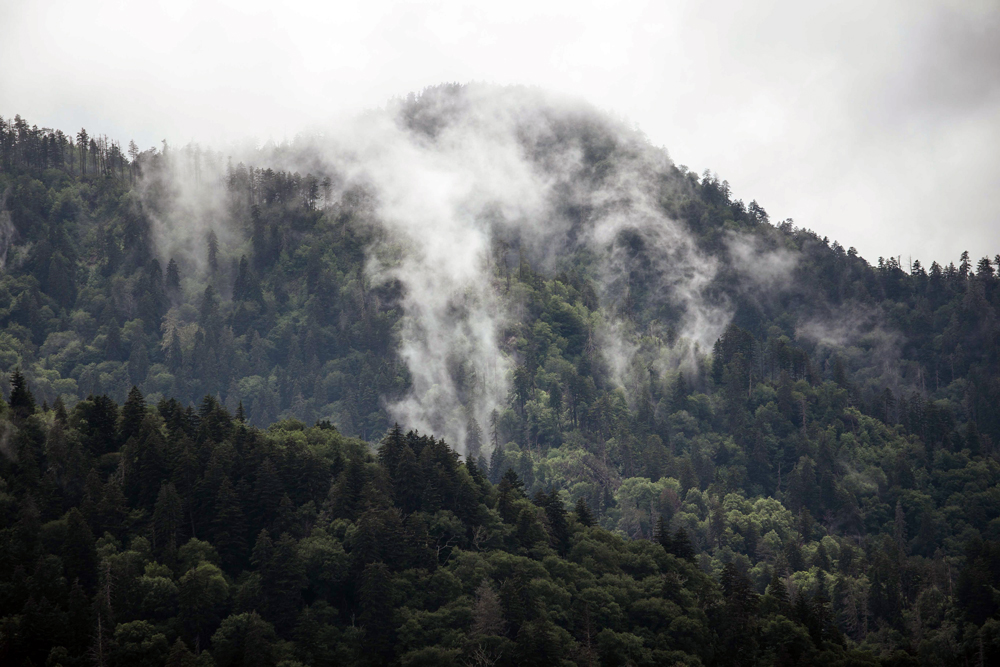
left=1, top=85, right=999, bottom=665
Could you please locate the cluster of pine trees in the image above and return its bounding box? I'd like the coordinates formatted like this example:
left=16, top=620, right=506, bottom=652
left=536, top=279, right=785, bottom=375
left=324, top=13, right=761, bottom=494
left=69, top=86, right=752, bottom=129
left=5, top=377, right=974, bottom=666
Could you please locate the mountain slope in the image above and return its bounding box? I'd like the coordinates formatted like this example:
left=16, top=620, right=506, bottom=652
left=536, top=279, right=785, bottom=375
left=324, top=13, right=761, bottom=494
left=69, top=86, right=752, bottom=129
left=1, top=85, right=1000, bottom=664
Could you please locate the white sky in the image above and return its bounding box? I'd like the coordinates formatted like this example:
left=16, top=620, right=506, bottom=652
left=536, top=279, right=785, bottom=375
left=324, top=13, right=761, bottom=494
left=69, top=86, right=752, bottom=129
left=1, top=0, right=998, bottom=265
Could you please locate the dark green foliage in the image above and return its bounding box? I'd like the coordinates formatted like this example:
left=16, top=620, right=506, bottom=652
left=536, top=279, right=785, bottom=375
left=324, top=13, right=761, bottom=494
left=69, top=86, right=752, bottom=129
left=9, top=368, right=35, bottom=421
left=2, top=94, right=1000, bottom=664
left=575, top=497, right=594, bottom=528
left=0, top=392, right=896, bottom=665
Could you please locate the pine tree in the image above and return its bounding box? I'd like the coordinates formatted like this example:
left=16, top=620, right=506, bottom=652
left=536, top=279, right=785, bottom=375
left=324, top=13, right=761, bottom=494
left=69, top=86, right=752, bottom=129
left=166, top=258, right=181, bottom=293
left=254, top=458, right=285, bottom=529
left=671, top=527, right=695, bottom=561
left=62, top=508, right=97, bottom=593
left=488, top=445, right=508, bottom=485
left=377, top=423, right=407, bottom=484
left=213, top=476, right=247, bottom=570
left=655, top=514, right=671, bottom=550
left=769, top=569, right=791, bottom=610
left=53, top=396, right=68, bottom=425
left=575, top=497, right=595, bottom=528
left=542, top=491, right=570, bottom=554
left=394, top=445, right=423, bottom=515
left=359, top=562, right=396, bottom=660
left=206, top=230, right=219, bottom=274
left=9, top=368, right=36, bottom=421
left=120, top=386, right=147, bottom=446
left=153, top=482, right=183, bottom=562
left=165, top=638, right=198, bottom=667
left=466, top=417, right=483, bottom=461
left=128, top=339, right=150, bottom=386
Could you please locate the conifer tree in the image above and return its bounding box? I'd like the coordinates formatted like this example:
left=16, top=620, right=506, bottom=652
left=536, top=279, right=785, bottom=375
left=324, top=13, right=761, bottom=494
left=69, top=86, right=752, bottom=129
left=166, top=257, right=181, bottom=293
left=120, top=386, right=147, bottom=445
left=153, top=482, right=183, bottom=562
left=165, top=638, right=198, bottom=667
left=575, top=497, right=594, bottom=528
left=377, top=423, right=406, bottom=485
left=212, top=477, right=247, bottom=570
left=671, top=527, right=695, bottom=561
left=62, top=508, right=97, bottom=593
left=9, top=368, right=35, bottom=421
left=466, top=417, right=483, bottom=461
left=206, top=229, right=219, bottom=274
left=254, top=458, right=285, bottom=529
left=53, top=396, right=68, bottom=424
left=655, top=514, right=671, bottom=550
left=359, top=562, right=396, bottom=661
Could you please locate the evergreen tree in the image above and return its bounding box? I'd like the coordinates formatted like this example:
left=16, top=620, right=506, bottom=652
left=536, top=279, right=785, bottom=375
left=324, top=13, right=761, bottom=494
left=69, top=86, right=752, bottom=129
left=207, top=229, right=219, bottom=274
left=376, top=423, right=406, bottom=485
left=359, top=562, right=395, bottom=662
left=671, top=527, right=695, bottom=561
left=655, top=514, right=671, bottom=551
left=9, top=368, right=35, bottom=421
left=575, top=497, right=595, bottom=528
left=212, top=477, right=247, bottom=570
left=62, top=508, right=97, bottom=593
left=121, top=386, right=147, bottom=444
left=153, top=482, right=183, bottom=562
left=166, top=258, right=182, bottom=293
left=466, top=417, right=483, bottom=461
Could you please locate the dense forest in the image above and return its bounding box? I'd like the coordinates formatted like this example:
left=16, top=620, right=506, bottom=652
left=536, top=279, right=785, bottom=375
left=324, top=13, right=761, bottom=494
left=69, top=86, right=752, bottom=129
left=1, top=85, right=999, bottom=665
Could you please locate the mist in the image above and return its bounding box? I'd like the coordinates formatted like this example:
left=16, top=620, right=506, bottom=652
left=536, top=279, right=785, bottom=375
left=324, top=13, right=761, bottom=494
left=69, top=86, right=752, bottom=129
left=123, top=85, right=741, bottom=450
left=307, top=86, right=732, bottom=450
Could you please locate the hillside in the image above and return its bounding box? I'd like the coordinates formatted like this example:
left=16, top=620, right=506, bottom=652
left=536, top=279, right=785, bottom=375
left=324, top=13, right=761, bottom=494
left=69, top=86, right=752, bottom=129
left=1, top=84, right=1000, bottom=665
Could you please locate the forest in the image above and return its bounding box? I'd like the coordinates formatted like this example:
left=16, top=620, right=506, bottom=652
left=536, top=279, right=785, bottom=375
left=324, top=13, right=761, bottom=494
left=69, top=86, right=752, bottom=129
left=1, top=84, right=999, bottom=665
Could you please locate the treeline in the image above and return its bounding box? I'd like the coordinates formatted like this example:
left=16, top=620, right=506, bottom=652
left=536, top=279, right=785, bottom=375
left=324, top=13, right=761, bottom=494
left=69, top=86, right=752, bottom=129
left=2, top=379, right=962, bottom=667
left=0, top=115, right=138, bottom=182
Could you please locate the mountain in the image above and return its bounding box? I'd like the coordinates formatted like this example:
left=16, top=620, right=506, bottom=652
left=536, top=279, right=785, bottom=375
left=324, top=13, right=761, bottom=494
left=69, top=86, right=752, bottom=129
left=0, top=84, right=998, bottom=665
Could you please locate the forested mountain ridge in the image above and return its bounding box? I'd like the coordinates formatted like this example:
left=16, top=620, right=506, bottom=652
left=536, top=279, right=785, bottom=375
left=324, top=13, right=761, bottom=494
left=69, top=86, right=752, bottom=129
left=1, top=84, right=1000, bottom=665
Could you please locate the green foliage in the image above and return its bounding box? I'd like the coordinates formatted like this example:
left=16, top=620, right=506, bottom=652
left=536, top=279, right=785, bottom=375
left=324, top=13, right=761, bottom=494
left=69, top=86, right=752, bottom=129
left=2, top=97, right=1000, bottom=664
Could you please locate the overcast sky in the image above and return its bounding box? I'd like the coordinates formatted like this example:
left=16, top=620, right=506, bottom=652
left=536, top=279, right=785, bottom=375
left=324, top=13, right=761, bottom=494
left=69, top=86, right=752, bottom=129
left=1, top=0, right=997, bottom=265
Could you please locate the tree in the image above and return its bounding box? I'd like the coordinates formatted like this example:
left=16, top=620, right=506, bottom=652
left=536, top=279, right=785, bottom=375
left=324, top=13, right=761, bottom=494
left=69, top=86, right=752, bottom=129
left=718, top=562, right=761, bottom=665
left=377, top=424, right=407, bottom=484
left=110, top=620, right=169, bottom=667
left=129, top=340, right=150, bottom=386
left=575, top=497, right=595, bottom=528
left=164, top=638, right=198, bottom=667
left=536, top=490, right=570, bottom=554
left=233, top=255, right=262, bottom=303
left=9, top=368, right=35, bottom=421
left=62, top=507, right=97, bottom=592
left=497, top=469, right=525, bottom=524
left=213, top=477, right=247, bottom=570
left=466, top=417, right=483, bottom=461
left=670, top=528, right=695, bottom=561
left=153, top=483, right=183, bottom=562
left=120, top=386, right=147, bottom=444
left=207, top=230, right=219, bottom=274
left=105, top=320, right=124, bottom=361
left=359, top=562, right=396, bottom=661
left=76, top=128, right=88, bottom=175
left=166, top=258, right=181, bottom=293
left=655, top=515, right=671, bottom=551
left=179, top=561, right=230, bottom=650
left=211, top=612, right=277, bottom=667
left=253, top=458, right=285, bottom=529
